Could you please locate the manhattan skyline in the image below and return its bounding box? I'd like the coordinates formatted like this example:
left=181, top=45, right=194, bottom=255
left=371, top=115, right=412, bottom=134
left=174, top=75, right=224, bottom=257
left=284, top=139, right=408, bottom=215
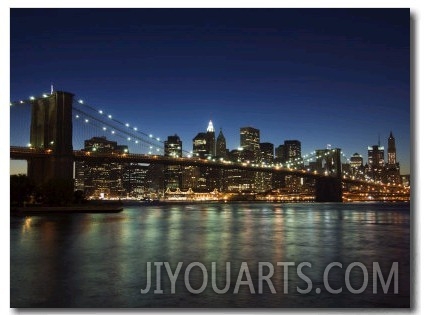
left=10, top=8, right=410, bottom=174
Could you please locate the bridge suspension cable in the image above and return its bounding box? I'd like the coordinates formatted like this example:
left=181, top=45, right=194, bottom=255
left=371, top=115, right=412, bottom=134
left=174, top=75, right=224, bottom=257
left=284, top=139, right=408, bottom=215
left=72, top=106, right=164, bottom=154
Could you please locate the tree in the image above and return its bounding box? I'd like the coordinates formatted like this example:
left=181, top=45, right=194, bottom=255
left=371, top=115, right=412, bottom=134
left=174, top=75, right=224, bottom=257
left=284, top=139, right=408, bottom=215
left=39, top=179, right=74, bottom=206
left=10, top=174, right=35, bottom=206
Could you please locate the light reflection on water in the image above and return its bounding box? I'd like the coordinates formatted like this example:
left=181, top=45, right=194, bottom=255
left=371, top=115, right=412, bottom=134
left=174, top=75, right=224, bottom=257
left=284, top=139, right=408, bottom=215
left=11, top=202, right=410, bottom=308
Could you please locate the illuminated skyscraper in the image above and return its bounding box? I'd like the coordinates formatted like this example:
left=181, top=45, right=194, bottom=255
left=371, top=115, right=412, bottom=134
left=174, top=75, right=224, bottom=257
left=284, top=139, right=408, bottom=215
left=283, top=140, right=301, bottom=163
left=350, top=153, right=363, bottom=169
left=75, top=136, right=128, bottom=198
left=260, top=142, right=274, bottom=164
left=164, top=134, right=183, bottom=189
left=206, top=120, right=216, bottom=157
left=387, top=131, right=396, bottom=165
left=350, top=153, right=365, bottom=179
left=193, top=133, right=208, bottom=158
left=259, top=142, right=274, bottom=192
left=367, top=144, right=385, bottom=182
left=386, top=131, right=401, bottom=184
left=240, top=127, right=260, bottom=162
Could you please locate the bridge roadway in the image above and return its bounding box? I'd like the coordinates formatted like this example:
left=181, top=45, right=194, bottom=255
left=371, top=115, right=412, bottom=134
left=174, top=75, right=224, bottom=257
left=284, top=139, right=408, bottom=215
left=10, top=146, right=388, bottom=188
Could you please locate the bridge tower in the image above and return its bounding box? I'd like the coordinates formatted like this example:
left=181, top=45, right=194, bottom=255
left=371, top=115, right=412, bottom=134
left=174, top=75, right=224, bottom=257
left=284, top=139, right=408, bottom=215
left=315, top=148, right=343, bottom=202
left=28, top=91, right=74, bottom=185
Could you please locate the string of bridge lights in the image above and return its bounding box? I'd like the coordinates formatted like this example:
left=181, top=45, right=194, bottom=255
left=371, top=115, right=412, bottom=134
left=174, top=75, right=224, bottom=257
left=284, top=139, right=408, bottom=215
left=73, top=97, right=164, bottom=148
left=72, top=106, right=163, bottom=155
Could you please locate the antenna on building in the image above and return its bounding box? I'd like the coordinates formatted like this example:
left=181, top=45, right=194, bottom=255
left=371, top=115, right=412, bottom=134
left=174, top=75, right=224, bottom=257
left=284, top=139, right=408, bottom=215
left=50, top=83, right=54, bottom=94
left=378, top=134, right=380, bottom=147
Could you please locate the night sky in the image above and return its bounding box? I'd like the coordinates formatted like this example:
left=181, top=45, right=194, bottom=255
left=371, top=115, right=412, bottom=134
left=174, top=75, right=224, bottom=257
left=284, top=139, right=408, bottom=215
left=10, top=8, right=410, bottom=174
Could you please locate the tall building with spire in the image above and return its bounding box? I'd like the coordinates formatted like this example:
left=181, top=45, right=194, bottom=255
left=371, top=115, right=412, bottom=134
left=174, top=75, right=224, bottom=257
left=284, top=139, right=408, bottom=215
left=386, top=131, right=401, bottom=184
left=216, top=128, right=227, bottom=159
left=206, top=120, right=216, bottom=157
left=387, top=131, right=397, bottom=165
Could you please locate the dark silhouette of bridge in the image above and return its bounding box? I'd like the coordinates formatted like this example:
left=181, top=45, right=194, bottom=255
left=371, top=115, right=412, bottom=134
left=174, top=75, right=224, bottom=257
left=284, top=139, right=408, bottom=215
left=10, top=91, right=397, bottom=202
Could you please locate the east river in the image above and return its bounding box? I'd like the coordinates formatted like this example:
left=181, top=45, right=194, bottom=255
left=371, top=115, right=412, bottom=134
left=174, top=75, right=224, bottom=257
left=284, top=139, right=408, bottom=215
left=10, top=202, right=410, bottom=308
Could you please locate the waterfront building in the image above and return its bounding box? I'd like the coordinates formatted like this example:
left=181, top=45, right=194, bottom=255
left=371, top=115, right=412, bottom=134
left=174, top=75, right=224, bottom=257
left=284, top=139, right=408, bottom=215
left=75, top=136, right=129, bottom=198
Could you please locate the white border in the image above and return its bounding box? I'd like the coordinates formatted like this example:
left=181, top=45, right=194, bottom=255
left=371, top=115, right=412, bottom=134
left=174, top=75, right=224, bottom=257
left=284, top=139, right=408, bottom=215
left=2, top=1, right=421, bottom=315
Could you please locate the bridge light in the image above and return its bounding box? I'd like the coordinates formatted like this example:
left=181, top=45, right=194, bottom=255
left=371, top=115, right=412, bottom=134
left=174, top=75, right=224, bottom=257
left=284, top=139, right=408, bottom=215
left=103, top=127, right=107, bottom=131
left=124, top=149, right=128, bottom=153
left=20, top=100, right=24, bottom=104
left=29, top=96, right=35, bottom=101
left=127, top=137, right=131, bottom=141
left=75, top=115, right=79, bottom=118
left=125, top=123, right=130, bottom=127
left=133, top=127, right=137, bottom=131
left=85, top=119, right=89, bottom=123
left=156, top=148, right=160, bottom=152
left=27, top=143, right=32, bottom=147
left=78, top=99, right=84, bottom=104
left=156, top=137, right=160, bottom=141
left=148, top=151, right=152, bottom=154
left=43, top=94, right=48, bottom=98
left=108, top=114, right=112, bottom=119
left=135, top=140, right=139, bottom=144
left=149, top=146, right=153, bottom=149
left=149, top=134, right=153, bottom=138
left=111, top=130, right=115, bottom=134
left=99, top=110, right=103, bottom=114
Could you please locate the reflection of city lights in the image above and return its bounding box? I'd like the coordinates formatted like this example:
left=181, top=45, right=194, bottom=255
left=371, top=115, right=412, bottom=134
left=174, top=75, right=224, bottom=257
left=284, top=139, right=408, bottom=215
left=22, top=217, right=32, bottom=233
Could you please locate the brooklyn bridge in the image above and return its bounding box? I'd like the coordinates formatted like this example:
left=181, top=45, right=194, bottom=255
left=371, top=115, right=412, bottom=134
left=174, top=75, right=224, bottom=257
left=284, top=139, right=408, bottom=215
left=10, top=90, right=409, bottom=202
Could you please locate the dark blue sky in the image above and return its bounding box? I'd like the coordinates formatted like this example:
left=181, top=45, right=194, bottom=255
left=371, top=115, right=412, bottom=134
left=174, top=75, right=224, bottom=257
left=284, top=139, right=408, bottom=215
left=10, top=8, right=410, bottom=173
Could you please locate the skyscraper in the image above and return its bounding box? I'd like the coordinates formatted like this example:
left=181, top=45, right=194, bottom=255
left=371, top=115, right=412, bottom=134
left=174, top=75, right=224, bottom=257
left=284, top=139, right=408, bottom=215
left=350, top=153, right=365, bottom=179
left=240, top=127, right=260, bottom=162
left=193, top=133, right=208, bottom=158
left=283, top=140, right=302, bottom=164
left=260, top=142, right=274, bottom=164
left=75, top=136, right=128, bottom=198
left=164, top=134, right=183, bottom=189
left=206, top=120, right=216, bottom=157
left=240, top=127, right=261, bottom=191
left=216, top=128, right=227, bottom=159
left=387, top=131, right=397, bottom=165
left=367, top=144, right=385, bottom=182
left=386, top=131, right=401, bottom=184
left=350, top=153, right=363, bottom=169
left=259, top=142, right=274, bottom=192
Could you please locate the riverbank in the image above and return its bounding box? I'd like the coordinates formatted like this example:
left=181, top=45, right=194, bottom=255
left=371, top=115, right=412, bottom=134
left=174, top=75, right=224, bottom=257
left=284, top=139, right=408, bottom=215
left=11, top=202, right=123, bottom=215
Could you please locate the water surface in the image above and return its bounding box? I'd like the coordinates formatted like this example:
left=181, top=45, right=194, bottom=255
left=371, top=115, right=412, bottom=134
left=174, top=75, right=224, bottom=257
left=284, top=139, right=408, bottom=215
left=11, top=202, right=410, bottom=308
